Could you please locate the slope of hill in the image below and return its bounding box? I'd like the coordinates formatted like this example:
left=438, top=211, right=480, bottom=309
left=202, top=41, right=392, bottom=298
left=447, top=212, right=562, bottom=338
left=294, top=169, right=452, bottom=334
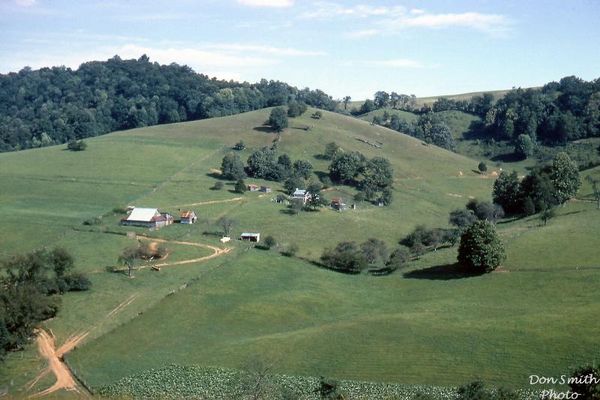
left=1, top=109, right=599, bottom=399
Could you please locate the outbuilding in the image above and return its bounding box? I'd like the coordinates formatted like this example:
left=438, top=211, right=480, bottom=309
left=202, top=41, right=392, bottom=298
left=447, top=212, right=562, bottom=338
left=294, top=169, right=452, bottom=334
left=180, top=210, right=197, bottom=224
left=121, top=207, right=174, bottom=229
left=240, top=232, right=261, bottom=243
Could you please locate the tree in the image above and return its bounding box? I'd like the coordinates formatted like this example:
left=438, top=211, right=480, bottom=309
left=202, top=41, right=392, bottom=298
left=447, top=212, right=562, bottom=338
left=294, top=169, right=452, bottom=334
left=233, top=140, right=246, bottom=150
left=492, top=171, right=522, bottom=215
left=373, top=91, right=390, bottom=108
left=519, top=168, right=558, bottom=212
left=360, top=238, right=388, bottom=265
left=292, top=160, right=313, bottom=179
left=329, top=151, right=365, bottom=184
left=118, top=245, right=141, bottom=277
left=284, top=175, right=305, bottom=195
left=551, top=152, right=581, bottom=204
left=457, top=221, right=505, bottom=273
left=386, top=246, right=410, bottom=271
left=358, top=99, right=376, bottom=114
left=311, top=110, right=323, bottom=119
left=449, top=209, right=477, bottom=230
left=342, top=96, right=351, bottom=110
left=221, top=152, right=246, bottom=180
left=217, top=216, right=235, bottom=236
left=478, top=162, right=488, bottom=173
left=323, top=142, right=340, bottom=160
left=514, top=134, right=534, bottom=159
left=569, top=365, right=600, bottom=400
left=235, top=179, right=247, bottom=193
left=539, top=206, right=556, bottom=226
left=320, top=242, right=368, bottom=273
left=267, top=107, right=288, bottom=132
left=361, top=157, right=394, bottom=201
left=212, top=181, right=224, bottom=190
left=287, top=101, right=307, bottom=117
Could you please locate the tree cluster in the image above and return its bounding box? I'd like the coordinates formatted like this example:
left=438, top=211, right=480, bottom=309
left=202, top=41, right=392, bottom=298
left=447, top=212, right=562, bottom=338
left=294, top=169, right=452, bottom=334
left=328, top=151, right=394, bottom=205
left=0, top=55, right=338, bottom=152
left=320, top=239, right=409, bottom=274
left=377, top=112, right=455, bottom=151
left=1, top=248, right=90, bottom=359
left=244, top=147, right=313, bottom=183
left=493, top=152, right=580, bottom=216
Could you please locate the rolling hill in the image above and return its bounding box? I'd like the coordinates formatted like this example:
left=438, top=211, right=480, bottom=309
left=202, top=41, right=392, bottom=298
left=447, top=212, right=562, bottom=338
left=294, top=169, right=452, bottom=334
left=1, top=108, right=599, bottom=399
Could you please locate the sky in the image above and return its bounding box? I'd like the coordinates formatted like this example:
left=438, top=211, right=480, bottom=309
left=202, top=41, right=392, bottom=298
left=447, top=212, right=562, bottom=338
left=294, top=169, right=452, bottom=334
left=0, top=0, right=599, bottom=99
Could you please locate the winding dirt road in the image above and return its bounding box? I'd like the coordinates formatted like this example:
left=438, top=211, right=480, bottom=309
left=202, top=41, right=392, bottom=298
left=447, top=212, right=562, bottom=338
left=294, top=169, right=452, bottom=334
left=28, top=237, right=232, bottom=398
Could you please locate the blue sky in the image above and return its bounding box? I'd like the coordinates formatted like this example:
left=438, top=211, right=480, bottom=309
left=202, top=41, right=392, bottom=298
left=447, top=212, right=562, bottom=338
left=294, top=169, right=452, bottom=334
left=0, top=0, right=599, bottom=99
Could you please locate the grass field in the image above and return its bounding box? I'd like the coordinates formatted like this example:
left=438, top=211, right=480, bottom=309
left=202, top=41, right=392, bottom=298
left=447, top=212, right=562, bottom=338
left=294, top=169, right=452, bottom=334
left=1, top=108, right=599, bottom=399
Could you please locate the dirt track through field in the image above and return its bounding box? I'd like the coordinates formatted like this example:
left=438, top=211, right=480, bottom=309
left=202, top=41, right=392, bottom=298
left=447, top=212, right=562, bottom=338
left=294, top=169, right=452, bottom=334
left=168, top=197, right=243, bottom=208
left=29, top=236, right=231, bottom=398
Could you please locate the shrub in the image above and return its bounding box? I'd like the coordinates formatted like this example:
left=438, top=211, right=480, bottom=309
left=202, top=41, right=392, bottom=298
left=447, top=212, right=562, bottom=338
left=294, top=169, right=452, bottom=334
left=67, top=139, right=87, bottom=151
left=62, top=273, right=92, bottom=291
left=478, top=162, right=488, bottom=173
left=320, top=242, right=367, bottom=273
left=569, top=364, right=600, bottom=399
left=212, top=181, right=224, bottom=190
left=235, top=179, right=247, bottom=194
left=264, top=236, right=276, bottom=249
left=233, top=140, right=245, bottom=150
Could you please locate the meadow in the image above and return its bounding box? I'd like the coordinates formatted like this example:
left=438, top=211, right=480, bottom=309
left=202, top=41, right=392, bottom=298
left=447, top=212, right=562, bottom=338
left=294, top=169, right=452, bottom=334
left=1, top=108, right=598, bottom=398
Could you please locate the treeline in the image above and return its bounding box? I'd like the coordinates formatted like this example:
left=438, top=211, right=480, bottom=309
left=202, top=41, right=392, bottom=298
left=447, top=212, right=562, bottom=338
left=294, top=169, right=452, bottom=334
left=357, top=76, right=600, bottom=147
left=375, top=111, right=455, bottom=151
left=1, top=248, right=90, bottom=360
left=0, top=55, right=337, bottom=152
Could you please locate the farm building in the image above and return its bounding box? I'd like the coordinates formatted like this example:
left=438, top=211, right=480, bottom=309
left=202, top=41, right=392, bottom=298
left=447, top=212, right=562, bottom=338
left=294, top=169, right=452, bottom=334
left=248, top=184, right=260, bottom=192
left=121, top=207, right=174, bottom=229
left=240, top=232, right=261, bottom=242
left=260, top=186, right=272, bottom=193
left=180, top=210, right=197, bottom=224
left=331, top=197, right=347, bottom=211
left=292, top=188, right=310, bottom=204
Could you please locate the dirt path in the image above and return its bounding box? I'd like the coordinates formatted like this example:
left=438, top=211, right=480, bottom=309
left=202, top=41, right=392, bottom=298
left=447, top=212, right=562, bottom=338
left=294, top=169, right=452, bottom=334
left=168, top=197, right=243, bottom=208
left=29, top=330, right=88, bottom=398
left=136, top=236, right=232, bottom=269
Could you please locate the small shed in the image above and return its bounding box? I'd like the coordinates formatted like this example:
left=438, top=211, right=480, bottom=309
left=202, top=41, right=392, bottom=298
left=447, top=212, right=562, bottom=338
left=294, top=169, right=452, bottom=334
left=331, top=197, right=347, bottom=211
left=240, top=232, right=261, bottom=243
left=260, top=186, right=272, bottom=193
left=180, top=210, right=197, bottom=224
left=248, top=184, right=260, bottom=192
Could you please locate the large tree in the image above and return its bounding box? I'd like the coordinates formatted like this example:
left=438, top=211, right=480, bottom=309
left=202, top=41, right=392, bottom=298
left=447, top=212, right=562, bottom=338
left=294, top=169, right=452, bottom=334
left=551, top=152, right=581, bottom=204
left=492, top=171, right=522, bottom=215
left=328, top=151, right=366, bottom=184
left=457, top=221, right=506, bottom=273
left=267, top=107, right=288, bottom=132
left=221, top=152, right=246, bottom=180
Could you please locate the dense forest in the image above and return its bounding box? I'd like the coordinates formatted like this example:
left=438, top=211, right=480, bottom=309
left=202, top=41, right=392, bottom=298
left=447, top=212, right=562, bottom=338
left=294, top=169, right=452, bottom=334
left=0, top=55, right=337, bottom=152
left=359, top=76, right=600, bottom=148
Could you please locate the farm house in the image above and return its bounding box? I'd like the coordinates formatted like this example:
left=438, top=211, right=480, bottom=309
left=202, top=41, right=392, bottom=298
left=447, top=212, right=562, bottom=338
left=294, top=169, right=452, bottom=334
left=180, top=210, right=197, bottom=224
left=260, top=186, right=272, bottom=193
left=121, top=207, right=174, bottom=229
left=247, top=184, right=260, bottom=192
left=240, top=232, right=260, bottom=242
left=292, top=188, right=310, bottom=204
left=331, top=197, right=347, bottom=211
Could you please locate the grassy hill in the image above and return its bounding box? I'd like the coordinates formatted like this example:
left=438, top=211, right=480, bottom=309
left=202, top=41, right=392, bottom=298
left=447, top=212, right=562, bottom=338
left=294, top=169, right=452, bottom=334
left=1, top=108, right=599, bottom=398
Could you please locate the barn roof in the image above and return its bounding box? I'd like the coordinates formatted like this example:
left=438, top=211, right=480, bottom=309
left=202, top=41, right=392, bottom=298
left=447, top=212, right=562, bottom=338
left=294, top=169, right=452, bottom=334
left=293, top=188, right=307, bottom=196
left=127, top=208, right=160, bottom=222
left=180, top=210, right=196, bottom=218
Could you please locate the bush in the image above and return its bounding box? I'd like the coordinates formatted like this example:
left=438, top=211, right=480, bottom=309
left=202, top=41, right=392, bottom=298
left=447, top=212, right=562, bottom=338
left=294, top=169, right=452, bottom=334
left=235, top=179, right=247, bottom=194
left=478, top=162, right=488, bottom=173
left=569, top=365, right=600, bottom=399
left=320, top=242, right=367, bottom=273
left=457, top=221, right=505, bottom=273
left=267, top=107, right=289, bottom=132
left=212, top=181, right=224, bottom=190
left=233, top=140, right=245, bottom=150
left=281, top=243, right=299, bottom=257
left=67, top=139, right=87, bottom=151
left=311, top=111, right=323, bottom=119
left=62, top=273, right=92, bottom=291
left=264, top=236, right=276, bottom=249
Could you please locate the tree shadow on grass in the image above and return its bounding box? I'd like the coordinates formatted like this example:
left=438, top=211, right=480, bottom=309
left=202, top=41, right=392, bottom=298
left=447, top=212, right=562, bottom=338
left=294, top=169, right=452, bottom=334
left=491, top=153, right=522, bottom=163
left=253, top=126, right=275, bottom=133
left=403, top=262, right=485, bottom=280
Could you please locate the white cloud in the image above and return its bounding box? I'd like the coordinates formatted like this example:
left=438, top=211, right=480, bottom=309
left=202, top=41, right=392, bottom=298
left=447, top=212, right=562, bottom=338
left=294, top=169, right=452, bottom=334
left=301, top=2, right=512, bottom=37
left=237, top=0, right=294, bottom=8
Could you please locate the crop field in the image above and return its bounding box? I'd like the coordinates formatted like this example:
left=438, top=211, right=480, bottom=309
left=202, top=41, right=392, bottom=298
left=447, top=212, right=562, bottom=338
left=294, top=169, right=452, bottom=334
left=1, top=108, right=599, bottom=399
